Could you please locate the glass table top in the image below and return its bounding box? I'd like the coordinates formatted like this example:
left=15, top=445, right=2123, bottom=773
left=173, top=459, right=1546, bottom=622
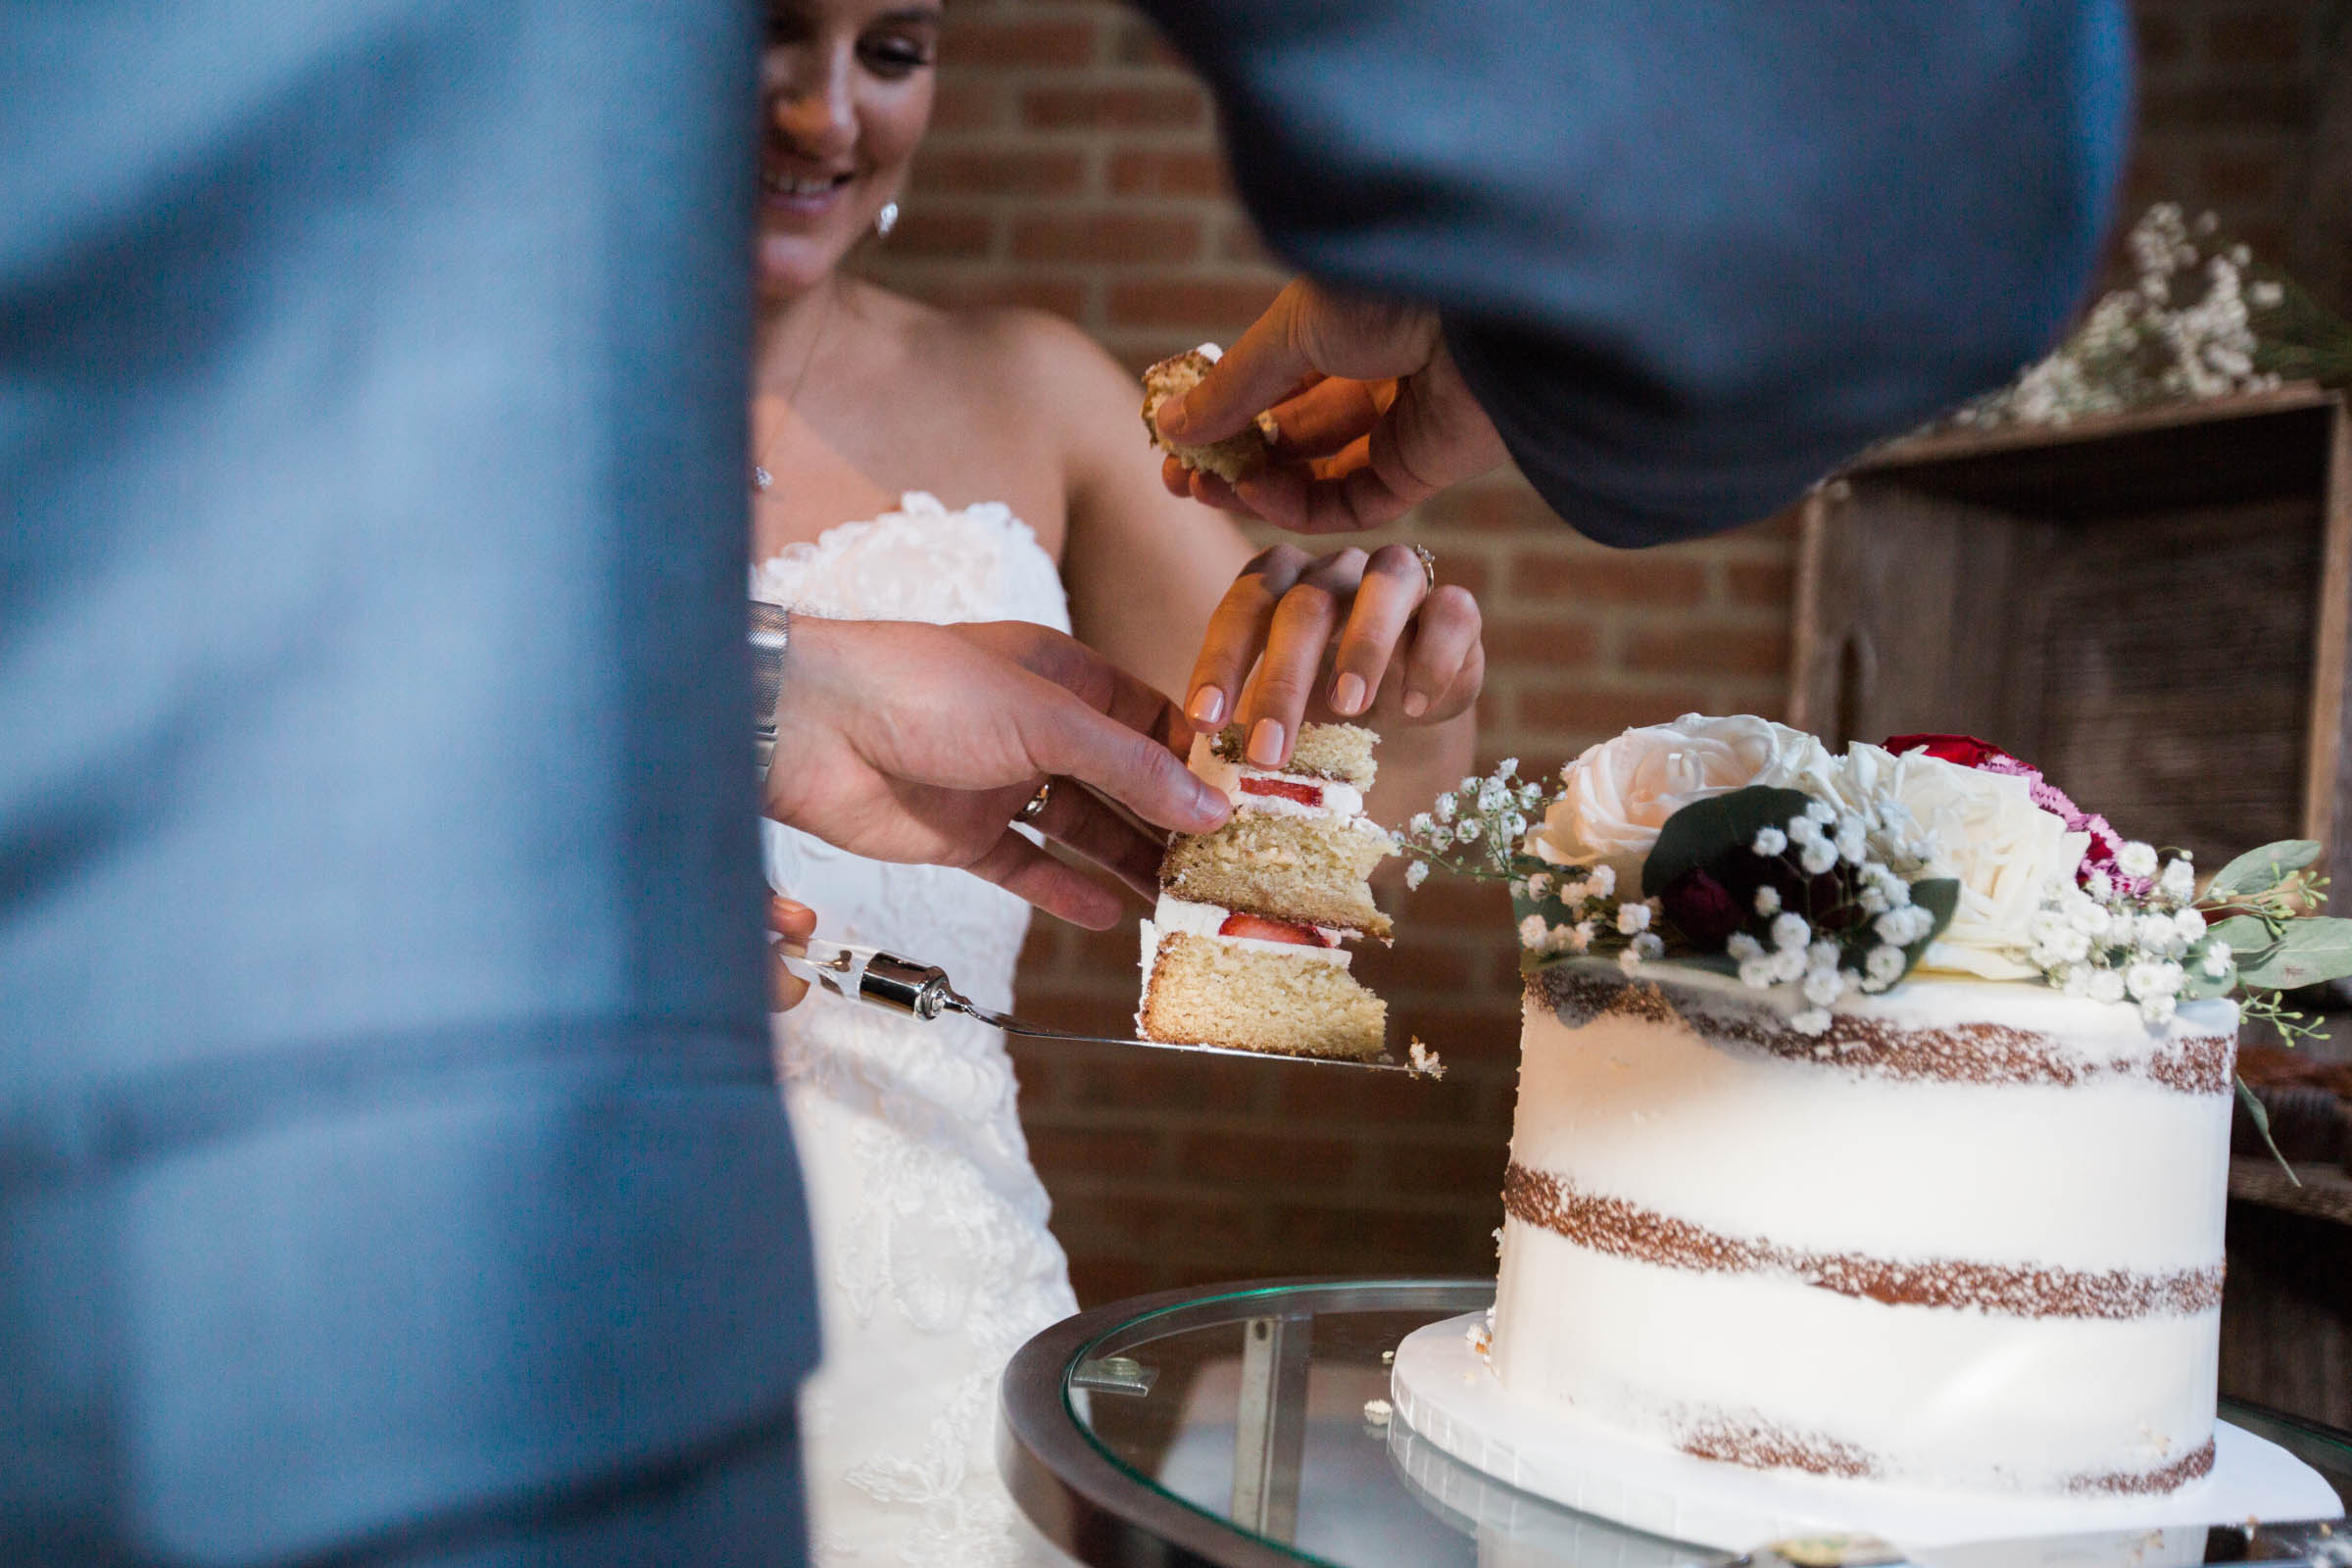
left=997, top=1278, right=2352, bottom=1568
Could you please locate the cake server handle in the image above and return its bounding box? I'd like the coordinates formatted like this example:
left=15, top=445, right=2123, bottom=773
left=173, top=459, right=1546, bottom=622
left=772, top=935, right=1415, bottom=1070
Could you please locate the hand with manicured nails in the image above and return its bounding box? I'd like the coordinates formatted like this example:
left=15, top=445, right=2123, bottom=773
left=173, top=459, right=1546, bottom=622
left=1154, top=278, right=1507, bottom=534
left=760, top=617, right=1231, bottom=929
left=1185, top=543, right=1484, bottom=769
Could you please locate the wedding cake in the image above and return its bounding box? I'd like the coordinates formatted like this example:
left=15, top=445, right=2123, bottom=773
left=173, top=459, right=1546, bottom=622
left=1386, top=715, right=2352, bottom=1545
left=1137, top=722, right=1391, bottom=1059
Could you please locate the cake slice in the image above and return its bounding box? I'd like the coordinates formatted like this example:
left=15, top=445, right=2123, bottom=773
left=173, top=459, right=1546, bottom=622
left=1138, top=722, right=1392, bottom=1060
left=1142, top=346, right=1280, bottom=483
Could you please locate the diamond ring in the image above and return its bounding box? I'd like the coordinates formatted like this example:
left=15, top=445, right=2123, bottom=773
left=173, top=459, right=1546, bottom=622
left=1410, top=544, right=1437, bottom=593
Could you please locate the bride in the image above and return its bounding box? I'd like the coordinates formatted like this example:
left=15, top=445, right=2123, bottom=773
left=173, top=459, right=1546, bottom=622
left=749, top=1, right=1484, bottom=1561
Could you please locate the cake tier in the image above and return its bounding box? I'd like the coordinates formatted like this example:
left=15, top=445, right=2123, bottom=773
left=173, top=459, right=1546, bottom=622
left=1492, top=957, right=2237, bottom=1497
left=1160, top=811, right=1393, bottom=939
left=1139, top=928, right=1386, bottom=1059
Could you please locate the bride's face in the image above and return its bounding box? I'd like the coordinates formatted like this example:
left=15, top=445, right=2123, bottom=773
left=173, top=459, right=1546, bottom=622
left=758, top=0, right=941, bottom=299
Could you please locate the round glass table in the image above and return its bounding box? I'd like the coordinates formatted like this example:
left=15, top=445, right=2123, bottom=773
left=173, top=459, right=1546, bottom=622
left=998, top=1278, right=2352, bottom=1568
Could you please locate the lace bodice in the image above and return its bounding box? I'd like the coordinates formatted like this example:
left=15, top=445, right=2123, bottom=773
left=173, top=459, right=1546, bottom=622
left=755, top=491, right=1070, bottom=1009
left=755, top=492, right=1079, bottom=1567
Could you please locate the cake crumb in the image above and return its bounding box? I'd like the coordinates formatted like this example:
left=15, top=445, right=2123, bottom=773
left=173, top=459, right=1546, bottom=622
left=1407, top=1037, right=1446, bottom=1078
left=1361, top=1397, right=1393, bottom=1427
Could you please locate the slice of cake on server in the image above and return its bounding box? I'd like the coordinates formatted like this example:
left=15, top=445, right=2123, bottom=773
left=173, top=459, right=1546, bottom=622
left=1138, top=721, right=1393, bottom=1060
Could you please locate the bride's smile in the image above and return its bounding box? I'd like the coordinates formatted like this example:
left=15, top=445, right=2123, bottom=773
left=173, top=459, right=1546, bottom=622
left=757, top=0, right=941, bottom=298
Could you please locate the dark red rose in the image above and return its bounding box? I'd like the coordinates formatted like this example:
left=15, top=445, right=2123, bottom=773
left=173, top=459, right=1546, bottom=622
left=1660, top=867, right=1744, bottom=949
left=1881, top=733, right=2016, bottom=769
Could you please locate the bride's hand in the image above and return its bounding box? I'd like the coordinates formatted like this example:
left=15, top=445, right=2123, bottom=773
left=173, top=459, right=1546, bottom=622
left=760, top=617, right=1230, bottom=929
left=766, top=895, right=817, bottom=1013
left=1185, top=543, right=1483, bottom=768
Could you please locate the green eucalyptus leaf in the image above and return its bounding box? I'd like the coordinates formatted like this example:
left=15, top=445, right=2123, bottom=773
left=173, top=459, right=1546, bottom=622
left=1897, top=878, right=1962, bottom=980
left=2203, top=913, right=2277, bottom=955
left=1642, top=786, right=1816, bottom=898
left=2235, top=1076, right=2299, bottom=1182
left=2207, top=840, right=2322, bottom=898
left=2231, top=916, right=2352, bottom=990
left=2180, top=956, right=2238, bottom=1000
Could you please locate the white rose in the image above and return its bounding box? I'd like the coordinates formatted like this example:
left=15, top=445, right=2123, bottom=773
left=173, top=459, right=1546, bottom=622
left=1890, top=754, right=2088, bottom=981
left=1530, top=714, right=1833, bottom=887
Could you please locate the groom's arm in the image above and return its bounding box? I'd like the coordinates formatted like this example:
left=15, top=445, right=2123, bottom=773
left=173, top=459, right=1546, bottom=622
left=1, top=3, right=814, bottom=1560
left=1138, top=0, right=2132, bottom=544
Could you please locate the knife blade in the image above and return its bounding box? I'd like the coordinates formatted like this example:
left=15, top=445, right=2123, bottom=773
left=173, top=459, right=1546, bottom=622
left=774, top=934, right=1416, bottom=1072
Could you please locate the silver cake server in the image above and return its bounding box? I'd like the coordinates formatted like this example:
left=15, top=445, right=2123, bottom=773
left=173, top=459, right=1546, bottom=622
left=774, top=935, right=1415, bottom=1072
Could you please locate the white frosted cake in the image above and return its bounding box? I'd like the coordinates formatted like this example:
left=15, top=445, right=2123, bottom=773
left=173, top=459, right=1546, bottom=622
left=1494, top=957, right=2236, bottom=1497
left=1380, top=713, right=2352, bottom=1542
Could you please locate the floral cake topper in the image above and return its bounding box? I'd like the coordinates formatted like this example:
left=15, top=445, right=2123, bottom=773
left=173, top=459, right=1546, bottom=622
left=1396, top=715, right=2352, bottom=1053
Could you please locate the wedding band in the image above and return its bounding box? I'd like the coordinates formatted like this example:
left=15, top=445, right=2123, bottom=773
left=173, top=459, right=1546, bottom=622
left=1411, top=544, right=1438, bottom=592
left=1017, top=779, right=1054, bottom=824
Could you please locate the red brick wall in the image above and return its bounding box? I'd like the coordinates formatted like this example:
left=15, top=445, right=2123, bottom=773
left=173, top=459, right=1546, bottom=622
left=858, top=0, right=2342, bottom=1306
left=2127, top=0, right=2348, bottom=272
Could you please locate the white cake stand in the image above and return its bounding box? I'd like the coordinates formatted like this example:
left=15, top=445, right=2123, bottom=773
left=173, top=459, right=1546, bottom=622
left=1389, top=1312, right=2343, bottom=1554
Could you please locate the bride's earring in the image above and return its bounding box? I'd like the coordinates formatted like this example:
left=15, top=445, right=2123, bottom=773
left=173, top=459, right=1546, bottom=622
left=875, top=200, right=901, bottom=239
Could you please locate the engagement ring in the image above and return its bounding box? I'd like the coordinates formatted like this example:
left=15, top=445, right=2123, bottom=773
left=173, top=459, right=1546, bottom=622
left=1411, top=544, right=1438, bottom=592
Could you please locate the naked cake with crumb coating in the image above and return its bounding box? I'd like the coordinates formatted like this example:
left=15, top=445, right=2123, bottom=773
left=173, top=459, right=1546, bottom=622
left=1493, top=956, right=2239, bottom=1498
left=1138, top=721, right=1391, bottom=1059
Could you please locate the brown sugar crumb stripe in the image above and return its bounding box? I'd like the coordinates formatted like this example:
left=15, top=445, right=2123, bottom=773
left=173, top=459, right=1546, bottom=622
left=1502, top=1164, right=2224, bottom=1320
left=1672, top=1409, right=2215, bottom=1495
left=2070, top=1439, right=2215, bottom=1494
left=1676, top=1412, right=1879, bottom=1480
left=1525, top=966, right=2237, bottom=1096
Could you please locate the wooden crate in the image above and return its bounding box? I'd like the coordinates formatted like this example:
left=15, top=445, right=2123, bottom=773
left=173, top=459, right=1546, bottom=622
left=1788, top=385, right=2352, bottom=882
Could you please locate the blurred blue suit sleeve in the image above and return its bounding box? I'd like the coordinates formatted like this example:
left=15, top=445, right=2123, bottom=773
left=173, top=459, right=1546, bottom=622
left=0, top=2, right=812, bottom=1562
left=1140, top=0, right=2132, bottom=545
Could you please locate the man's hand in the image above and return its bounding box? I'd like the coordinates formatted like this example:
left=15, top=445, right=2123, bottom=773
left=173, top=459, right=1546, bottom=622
left=760, top=618, right=1231, bottom=929
left=1155, top=278, right=1507, bottom=533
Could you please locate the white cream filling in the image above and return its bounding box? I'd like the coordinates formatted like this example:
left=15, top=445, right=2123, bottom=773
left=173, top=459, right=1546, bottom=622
left=1139, top=893, right=1353, bottom=999
left=1185, top=734, right=1368, bottom=821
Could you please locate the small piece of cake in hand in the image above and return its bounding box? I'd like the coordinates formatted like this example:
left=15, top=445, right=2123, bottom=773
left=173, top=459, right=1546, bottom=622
left=1142, top=344, right=1280, bottom=484
left=1138, top=721, right=1394, bottom=1061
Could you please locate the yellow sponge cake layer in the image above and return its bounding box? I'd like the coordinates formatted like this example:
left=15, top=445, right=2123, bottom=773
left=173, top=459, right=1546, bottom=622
left=1202, top=721, right=1376, bottom=789
left=1141, top=932, right=1386, bottom=1059
left=1161, top=812, right=1393, bottom=940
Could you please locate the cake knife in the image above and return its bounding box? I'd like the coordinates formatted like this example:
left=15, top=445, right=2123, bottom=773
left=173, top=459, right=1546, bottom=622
left=773, top=935, right=1416, bottom=1072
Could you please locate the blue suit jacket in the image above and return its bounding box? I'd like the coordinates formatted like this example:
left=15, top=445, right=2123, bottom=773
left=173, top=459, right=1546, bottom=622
left=1146, top=0, right=2131, bottom=544
left=1, top=3, right=812, bottom=1560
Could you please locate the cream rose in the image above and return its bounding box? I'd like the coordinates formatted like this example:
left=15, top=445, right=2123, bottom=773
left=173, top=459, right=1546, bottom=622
left=1528, top=714, right=1834, bottom=888
left=1888, top=753, right=2088, bottom=980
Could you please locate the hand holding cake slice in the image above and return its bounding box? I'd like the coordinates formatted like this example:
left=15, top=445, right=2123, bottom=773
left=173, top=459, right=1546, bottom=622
left=1138, top=721, right=1392, bottom=1060
left=1142, top=345, right=1280, bottom=483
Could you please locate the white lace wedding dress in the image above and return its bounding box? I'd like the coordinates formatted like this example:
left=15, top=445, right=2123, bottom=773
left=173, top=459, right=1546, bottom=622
left=755, top=493, right=1082, bottom=1567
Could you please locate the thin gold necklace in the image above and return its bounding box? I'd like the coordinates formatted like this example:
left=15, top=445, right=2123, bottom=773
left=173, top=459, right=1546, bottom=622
left=752, top=288, right=835, bottom=494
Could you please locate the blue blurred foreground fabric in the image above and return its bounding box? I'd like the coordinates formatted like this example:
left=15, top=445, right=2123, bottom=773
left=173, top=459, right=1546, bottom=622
left=0, top=3, right=813, bottom=1562
left=1145, top=0, right=2132, bottom=545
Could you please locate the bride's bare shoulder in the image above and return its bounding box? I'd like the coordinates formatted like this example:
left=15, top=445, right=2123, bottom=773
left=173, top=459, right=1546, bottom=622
left=908, top=300, right=1138, bottom=420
